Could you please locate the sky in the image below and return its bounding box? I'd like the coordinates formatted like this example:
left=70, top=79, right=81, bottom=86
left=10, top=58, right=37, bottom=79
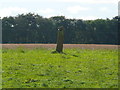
left=0, top=0, right=119, bottom=20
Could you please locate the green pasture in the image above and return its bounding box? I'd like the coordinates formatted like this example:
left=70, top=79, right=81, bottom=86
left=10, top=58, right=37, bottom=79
left=2, top=48, right=118, bottom=88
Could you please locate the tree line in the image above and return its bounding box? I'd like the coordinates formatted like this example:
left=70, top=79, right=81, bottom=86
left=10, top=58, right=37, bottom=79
left=2, top=13, right=119, bottom=44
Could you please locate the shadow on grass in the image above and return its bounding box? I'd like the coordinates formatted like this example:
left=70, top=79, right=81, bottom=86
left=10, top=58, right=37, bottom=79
left=51, top=50, right=79, bottom=57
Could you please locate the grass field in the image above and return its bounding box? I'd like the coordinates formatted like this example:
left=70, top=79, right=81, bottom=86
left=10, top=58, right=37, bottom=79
left=2, top=47, right=118, bottom=88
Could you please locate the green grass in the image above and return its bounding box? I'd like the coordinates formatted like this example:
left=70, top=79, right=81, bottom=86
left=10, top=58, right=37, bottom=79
left=2, top=48, right=118, bottom=88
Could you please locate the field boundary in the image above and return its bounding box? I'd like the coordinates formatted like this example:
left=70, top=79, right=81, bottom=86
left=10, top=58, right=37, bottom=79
left=1, top=44, right=118, bottom=49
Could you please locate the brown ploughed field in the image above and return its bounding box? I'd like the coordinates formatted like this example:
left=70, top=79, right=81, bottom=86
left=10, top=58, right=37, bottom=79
left=1, top=44, right=118, bottom=49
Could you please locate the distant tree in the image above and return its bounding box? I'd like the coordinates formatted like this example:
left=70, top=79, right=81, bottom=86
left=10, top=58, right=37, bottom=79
left=2, top=13, right=118, bottom=44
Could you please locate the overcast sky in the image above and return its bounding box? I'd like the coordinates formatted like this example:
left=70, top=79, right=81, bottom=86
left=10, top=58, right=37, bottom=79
left=0, top=0, right=119, bottom=20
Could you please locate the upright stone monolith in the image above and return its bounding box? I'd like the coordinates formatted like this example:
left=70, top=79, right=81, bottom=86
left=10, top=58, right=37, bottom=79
left=56, top=26, right=64, bottom=53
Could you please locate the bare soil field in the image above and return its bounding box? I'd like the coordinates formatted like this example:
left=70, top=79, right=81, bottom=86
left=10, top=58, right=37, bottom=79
left=1, top=44, right=118, bottom=49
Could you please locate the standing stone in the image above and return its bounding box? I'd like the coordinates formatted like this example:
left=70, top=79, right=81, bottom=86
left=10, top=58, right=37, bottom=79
left=56, top=26, right=64, bottom=53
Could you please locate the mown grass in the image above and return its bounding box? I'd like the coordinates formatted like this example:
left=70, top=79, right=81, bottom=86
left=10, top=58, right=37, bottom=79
left=2, top=47, right=118, bottom=88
